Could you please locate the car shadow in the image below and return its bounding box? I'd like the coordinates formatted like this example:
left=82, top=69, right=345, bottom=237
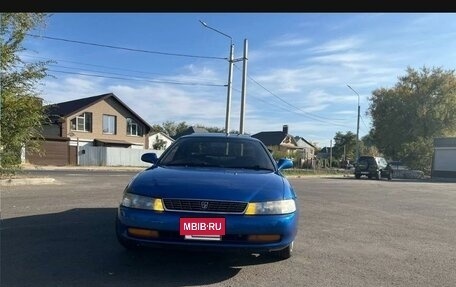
left=1, top=208, right=280, bottom=287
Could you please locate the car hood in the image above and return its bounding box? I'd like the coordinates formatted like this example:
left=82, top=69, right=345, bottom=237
left=128, top=166, right=287, bottom=202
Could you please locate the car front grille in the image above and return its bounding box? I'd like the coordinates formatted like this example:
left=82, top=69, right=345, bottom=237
left=163, top=199, right=247, bottom=214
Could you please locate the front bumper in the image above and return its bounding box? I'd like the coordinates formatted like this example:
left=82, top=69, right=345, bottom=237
left=116, top=206, right=298, bottom=253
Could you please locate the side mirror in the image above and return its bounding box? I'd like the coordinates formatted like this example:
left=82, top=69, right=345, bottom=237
left=277, top=158, right=293, bottom=171
left=141, top=153, right=158, bottom=164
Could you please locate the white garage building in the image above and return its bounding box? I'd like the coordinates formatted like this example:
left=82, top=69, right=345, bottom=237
left=432, top=137, right=456, bottom=179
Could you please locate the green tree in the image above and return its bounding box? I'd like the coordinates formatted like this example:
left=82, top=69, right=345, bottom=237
left=151, top=121, right=189, bottom=137
left=150, top=124, right=165, bottom=134
left=197, top=124, right=224, bottom=133
left=152, top=135, right=167, bottom=150
left=368, top=66, right=456, bottom=172
left=332, top=131, right=357, bottom=161
left=360, top=132, right=380, bottom=156
left=1, top=13, right=50, bottom=174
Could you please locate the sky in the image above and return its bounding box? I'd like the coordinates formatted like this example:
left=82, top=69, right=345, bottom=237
left=22, top=13, right=456, bottom=147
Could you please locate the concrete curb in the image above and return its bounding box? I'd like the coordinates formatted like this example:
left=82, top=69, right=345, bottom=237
left=286, top=174, right=347, bottom=179
left=21, top=165, right=145, bottom=172
left=0, top=177, right=56, bottom=186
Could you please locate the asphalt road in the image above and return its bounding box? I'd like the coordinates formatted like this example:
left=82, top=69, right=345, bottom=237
left=1, top=171, right=456, bottom=287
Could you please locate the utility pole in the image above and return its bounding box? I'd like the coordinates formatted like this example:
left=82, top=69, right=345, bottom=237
left=225, top=43, right=234, bottom=134
left=239, top=38, right=248, bottom=134
left=347, top=84, right=360, bottom=162
left=200, top=20, right=247, bottom=135
left=199, top=20, right=234, bottom=134
left=344, top=144, right=346, bottom=161
left=330, top=140, right=333, bottom=169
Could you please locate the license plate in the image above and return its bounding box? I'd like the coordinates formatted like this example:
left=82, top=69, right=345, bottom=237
left=180, top=218, right=225, bottom=237
left=361, top=172, right=370, bottom=174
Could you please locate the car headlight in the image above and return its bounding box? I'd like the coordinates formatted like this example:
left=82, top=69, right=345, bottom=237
left=121, top=193, right=164, bottom=211
left=244, top=199, right=296, bottom=215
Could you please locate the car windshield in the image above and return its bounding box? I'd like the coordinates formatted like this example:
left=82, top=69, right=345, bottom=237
left=159, top=137, right=275, bottom=171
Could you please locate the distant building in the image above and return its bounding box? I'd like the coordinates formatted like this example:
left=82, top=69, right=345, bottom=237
left=432, top=137, right=456, bottom=179
left=147, top=132, right=174, bottom=150
left=252, top=125, right=300, bottom=155
left=174, top=126, right=208, bottom=139
left=26, top=93, right=151, bottom=166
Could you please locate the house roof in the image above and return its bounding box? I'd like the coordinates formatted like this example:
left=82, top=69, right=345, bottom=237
left=316, top=146, right=331, bottom=159
left=189, top=126, right=209, bottom=133
left=252, top=131, right=288, bottom=146
left=45, top=92, right=151, bottom=131
left=294, top=136, right=316, bottom=149
left=174, top=126, right=208, bottom=139
left=251, top=131, right=299, bottom=149
left=318, top=147, right=331, bottom=154
left=148, top=131, right=175, bottom=142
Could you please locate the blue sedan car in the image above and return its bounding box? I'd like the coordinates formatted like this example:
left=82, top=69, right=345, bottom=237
left=116, top=133, right=298, bottom=259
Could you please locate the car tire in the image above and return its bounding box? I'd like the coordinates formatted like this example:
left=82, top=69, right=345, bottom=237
left=272, top=241, right=293, bottom=260
left=116, top=218, right=141, bottom=251
left=388, top=171, right=393, bottom=181
left=355, top=174, right=361, bottom=179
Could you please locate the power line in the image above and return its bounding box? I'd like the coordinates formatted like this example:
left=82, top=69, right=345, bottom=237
left=47, top=69, right=226, bottom=87
left=232, top=87, right=353, bottom=129
left=26, top=34, right=226, bottom=60
left=22, top=54, right=219, bottom=83
left=44, top=63, right=224, bottom=87
left=22, top=54, right=172, bottom=76
left=360, top=114, right=370, bottom=131
left=233, top=64, right=351, bottom=127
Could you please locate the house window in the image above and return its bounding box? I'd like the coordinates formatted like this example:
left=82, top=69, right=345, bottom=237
left=126, top=118, right=142, bottom=136
left=103, top=114, right=116, bottom=134
left=70, top=112, right=92, bottom=132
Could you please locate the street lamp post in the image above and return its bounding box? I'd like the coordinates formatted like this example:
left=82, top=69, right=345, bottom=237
left=347, top=84, right=360, bottom=162
left=199, top=20, right=234, bottom=134
left=239, top=38, right=248, bottom=134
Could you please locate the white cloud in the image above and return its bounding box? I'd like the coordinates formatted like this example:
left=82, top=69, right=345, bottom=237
left=310, top=36, right=363, bottom=54
left=40, top=76, right=106, bottom=105
left=109, top=83, right=227, bottom=124
left=40, top=72, right=230, bottom=128
left=267, top=34, right=311, bottom=48
left=334, top=110, right=356, bottom=115
left=309, top=52, right=375, bottom=66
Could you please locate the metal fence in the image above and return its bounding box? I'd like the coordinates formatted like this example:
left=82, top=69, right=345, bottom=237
left=79, top=146, right=164, bottom=167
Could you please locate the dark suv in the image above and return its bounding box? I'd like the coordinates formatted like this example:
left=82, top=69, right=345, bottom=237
left=354, top=156, right=392, bottom=180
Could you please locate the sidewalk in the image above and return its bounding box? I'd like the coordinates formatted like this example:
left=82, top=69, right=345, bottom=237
left=1, top=164, right=146, bottom=186
left=20, top=163, right=146, bottom=172
left=1, top=177, right=56, bottom=186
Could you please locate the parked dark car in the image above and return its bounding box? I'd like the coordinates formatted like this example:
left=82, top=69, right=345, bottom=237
left=116, top=133, right=298, bottom=260
left=354, top=156, right=393, bottom=180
